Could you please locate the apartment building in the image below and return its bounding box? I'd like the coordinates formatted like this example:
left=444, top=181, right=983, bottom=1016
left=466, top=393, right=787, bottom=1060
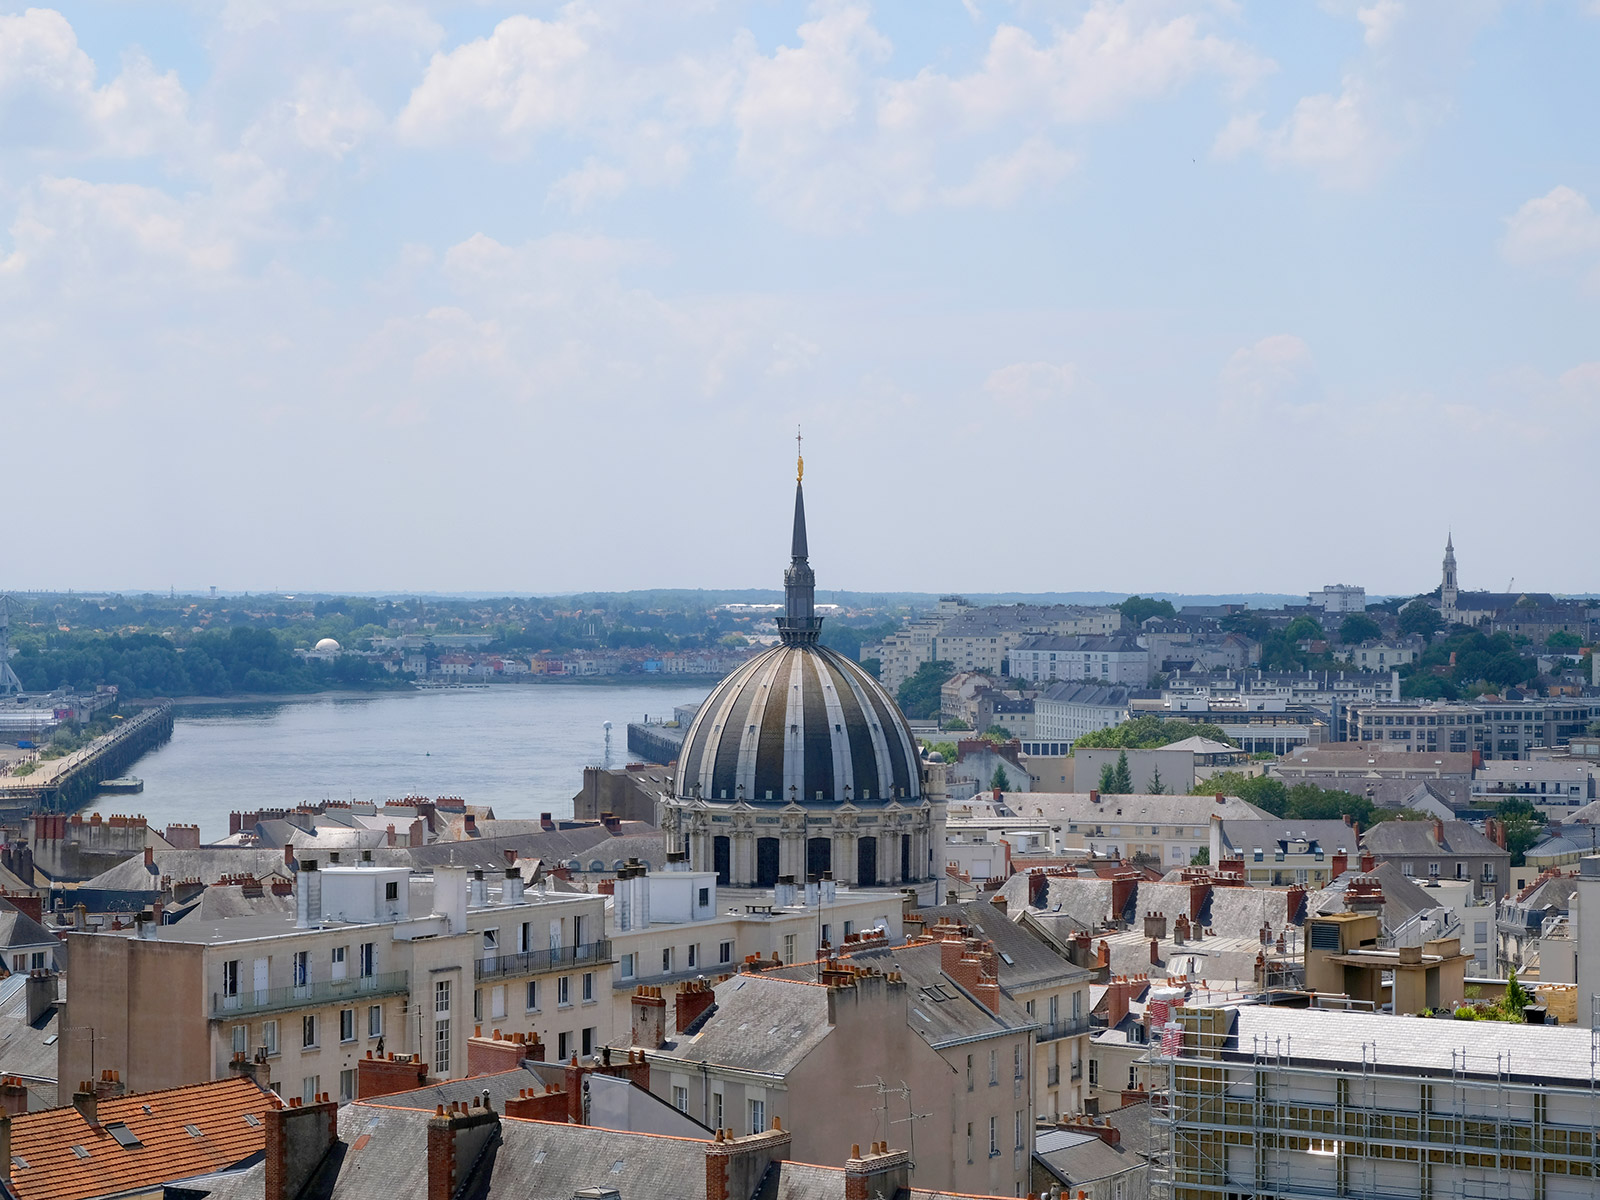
left=61, top=863, right=615, bottom=1100
left=1024, top=792, right=1272, bottom=870
left=1154, top=1004, right=1600, bottom=1200
left=606, top=862, right=905, bottom=1028
left=1347, top=698, right=1600, bottom=760
left=1028, top=683, right=1131, bottom=752
left=1009, top=636, right=1150, bottom=687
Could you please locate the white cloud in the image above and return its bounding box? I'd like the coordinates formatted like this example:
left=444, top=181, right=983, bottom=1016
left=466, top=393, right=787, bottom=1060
left=1213, top=0, right=1495, bottom=188
left=548, top=158, right=631, bottom=212
left=1219, top=334, right=1319, bottom=410
left=1501, top=186, right=1600, bottom=268
left=0, top=9, right=190, bottom=157
left=981, top=361, right=1078, bottom=418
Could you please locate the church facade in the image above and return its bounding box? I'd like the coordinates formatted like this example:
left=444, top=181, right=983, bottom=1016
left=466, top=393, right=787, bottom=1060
left=659, top=455, right=946, bottom=892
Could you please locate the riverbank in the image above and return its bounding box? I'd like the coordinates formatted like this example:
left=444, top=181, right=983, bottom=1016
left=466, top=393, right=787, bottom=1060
left=142, top=675, right=728, bottom=707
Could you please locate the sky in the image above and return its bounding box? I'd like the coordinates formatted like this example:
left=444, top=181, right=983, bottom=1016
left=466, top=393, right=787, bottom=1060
left=3, top=1, right=1598, bottom=600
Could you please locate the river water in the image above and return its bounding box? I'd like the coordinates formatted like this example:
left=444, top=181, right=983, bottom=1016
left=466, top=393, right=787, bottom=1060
left=115, top=684, right=707, bottom=842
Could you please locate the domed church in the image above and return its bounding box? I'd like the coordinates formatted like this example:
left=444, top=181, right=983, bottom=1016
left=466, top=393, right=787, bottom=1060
left=661, top=449, right=946, bottom=892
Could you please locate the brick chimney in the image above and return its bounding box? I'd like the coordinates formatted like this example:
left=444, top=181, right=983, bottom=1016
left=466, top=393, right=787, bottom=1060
left=0, top=1077, right=27, bottom=1116
left=1104, top=975, right=1138, bottom=1029
left=676, top=978, right=717, bottom=1034
left=356, top=1052, right=429, bottom=1100
left=265, top=1094, right=339, bottom=1200
left=1150, top=937, right=1161, bottom=966
left=938, top=933, right=1001, bottom=1013
left=705, top=1124, right=792, bottom=1200
left=540, top=813, right=555, bottom=831
left=1057, top=1114, right=1120, bottom=1148
left=845, top=1142, right=911, bottom=1200
left=426, top=1100, right=501, bottom=1200
left=1330, top=852, right=1348, bottom=879
left=1432, top=818, right=1445, bottom=849
left=1143, top=912, right=1167, bottom=940
left=72, top=1082, right=98, bottom=1127
left=1359, top=852, right=1375, bottom=873
left=93, top=1069, right=125, bottom=1100
left=467, top=1030, right=542, bottom=1077
left=631, top=985, right=667, bottom=1049
left=503, top=1083, right=568, bottom=1122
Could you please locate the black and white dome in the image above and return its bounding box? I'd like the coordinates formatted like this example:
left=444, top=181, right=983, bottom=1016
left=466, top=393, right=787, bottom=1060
left=676, top=640, right=921, bottom=806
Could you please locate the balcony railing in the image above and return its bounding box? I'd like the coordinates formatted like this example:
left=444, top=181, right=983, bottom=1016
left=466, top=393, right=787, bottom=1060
left=474, top=940, right=613, bottom=981
left=1047, top=1066, right=1060, bottom=1087
left=1037, top=1017, right=1092, bottom=1042
left=213, top=970, right=408, bottom=1019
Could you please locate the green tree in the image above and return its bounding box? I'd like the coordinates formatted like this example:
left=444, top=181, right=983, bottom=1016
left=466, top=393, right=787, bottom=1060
left=1284, top=616, right=1326, bottom=643
left=1500, top=969, right=1533, bottom=1022
left=1192, top=771, right=1287, bottom=817
left=860, top=657, right=882, bottom=679
left=990, top=764, right=1012, bottom=792
left=1398, top=600, right=1444, bottom=638
left=1110, top=750, right=1134, bottom=794
left=1189, top=847, right=1209, bottom=866
left=1118, top=596, right=1177, bottom=626
left=1148, top=765, right=1166, bottom=795
left=1495, top=797, right=1546, bottom=867
left=1073, top=716, right=1236, bottom=750
left=1547, top=630, right=1583, bottom=650
left=982, top=725, right=1013, bottom=742
left=1098, top=762, right=1117, bottom=793
left=896, top=660, right=953, bottom=720
left=945, top=718, right=971, bottom=731
left=1338, top=613, right=1383, bottom=644
left=1402, top=674, right=1460, bottom=701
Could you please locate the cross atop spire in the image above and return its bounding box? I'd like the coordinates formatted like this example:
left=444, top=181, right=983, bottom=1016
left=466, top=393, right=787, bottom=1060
left=796, top=425, right=804, bottom=483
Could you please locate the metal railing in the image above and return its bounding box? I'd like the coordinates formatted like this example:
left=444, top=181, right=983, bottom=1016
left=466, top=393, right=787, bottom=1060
left=1037, top=1016, right=1092, bottom=1042
left=1047, top=1066, right=1060, bottom=1087
left=213, top=970, right=408, bottom=1019
left=473, top=940, right=613, bottom=981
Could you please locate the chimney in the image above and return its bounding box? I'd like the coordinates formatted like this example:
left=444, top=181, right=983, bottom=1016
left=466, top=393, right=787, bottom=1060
left=72, top=1082, right=98, bottom=1127
left=0, top=1112, right=9, bottom=1183
left=773, top=874, right=798, bottom=908
left=1089, top=790, right=1100, bottom=804
left=463, top=814, right=477, bottom=836
left=676, top=979, right=717, bottom=1035
left=426, top=1100, right=500, bottom=1200
left=0, top=1077, right=27, bottom=1117
left=705, top=1124, right=792, bottom=1200
left=1359, top=852, right=1375, bottom=873
left=540, top=813, right=555, bottom=831
left=1433, top=819, right=1445, bottom=848
left=845, top=1142, right=911, bottom=1200
left=295, top=860, right=322, bottom=928
left=468, top=870, right=488, bottom=908
left=1330, top=852, right=1347, bottom=879
left=265, top=1093, right=339, bottom=1200
left=1150, top=937, right=1160, bottom=966
left=1143, top=912, right=1168, bottom=940
left=631, top=985, right=667, bottom=1049
left=1105, top=976, right=1135, bottom=1029
left=386, top=824, right=396, bottom=847
left=503, top=1083, right=569, bottom=1123
left=143, top=845, right=154, bottom=868
left=502, top=867, right=524, bottom=906
left=357, top=1052, right=430, bottom=1099
left=432, top=866, right=468, bottom=933
left=24, top=970, right=56, bottom=1025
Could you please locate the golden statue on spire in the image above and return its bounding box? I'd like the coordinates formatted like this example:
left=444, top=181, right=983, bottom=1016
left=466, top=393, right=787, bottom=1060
left=796, top=426, right=804, bottom=483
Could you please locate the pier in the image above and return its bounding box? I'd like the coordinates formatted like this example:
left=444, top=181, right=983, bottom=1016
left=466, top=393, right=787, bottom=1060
left=0, top=703, right=174, bottom=814
left=626, top=719, right=685, bottom=766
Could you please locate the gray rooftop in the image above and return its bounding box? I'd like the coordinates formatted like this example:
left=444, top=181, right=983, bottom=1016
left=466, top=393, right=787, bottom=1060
left=919, top=903, right=1093, bottom=991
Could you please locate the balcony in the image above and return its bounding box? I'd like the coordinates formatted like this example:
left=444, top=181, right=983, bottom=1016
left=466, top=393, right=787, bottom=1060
left=212, top=970, right=408, bottom=1019
left=1047, top=1066, right=1060, bottom=1087
left=474, top=940, right=613, bottom=982
left=1037, top=1017, right=1092, bottom=1042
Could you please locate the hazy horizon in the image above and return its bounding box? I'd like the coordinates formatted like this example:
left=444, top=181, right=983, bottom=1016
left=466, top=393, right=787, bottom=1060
left=5, top=3, right=1597, bottom=596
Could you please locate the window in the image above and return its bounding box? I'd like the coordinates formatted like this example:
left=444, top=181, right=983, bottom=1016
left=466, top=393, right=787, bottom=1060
left=385, top=881, right=399, bottom=901
left=332, top=946, right=346, bottom=968
left=582, top=1027, right=595, bottom=1057
left=1015, top=1109, right=1024, bottom=1149
left=1128, top=1065, right=1139, bottom=1089
left=620, top=954, right=635, bottom=979
left=821, top=924, right=831, bottom=946
left=434, top=980, right=452, bottom=1077
left=719, top=941, right=733, bottom=965
left=232, top=1024, right=248, bottom=1054
left=293, top=952, right=310, bottom=988
left=519, top=922, right=532, bottom=953
left=338, top=1069, right=356, bottom=1103
left=712, top=1092, right=723, bottom=1129
left=966, top=1054, right=974, bottom=1092
left=222, top=960, right=240, bottom=998
left=673, top=1086, right=689, bottom=1112
left=783, top=934, right=797, bottom=963
left=988, top=1116, right=998, bottom=1156
left=966, top=1122, right=974, bottom=1164
left=359, top=943, right=375, bottom=978
left=368, top=1005, right=382, bottom=1038
left=698, top=887, right=710, bottom=908
left=662, top=948, right=673, bottom=974
left=989, top=1049, right=998, bottom=1085
left=843, top=920, right=854, bottom=937
left=301, top=1076, right=319, bottom=1105
left=1014, top=1044, right=1024, bottom=1079
left=473, top=988, right=483, bottom=1022
left=263, top=1021, right=279, bottom=1057
left=558, top=977, right=571, bottom=1007
left=558, top=1031, right=571, bottom=1061
left=526, top=980, right=539, bottom=1011
left=302, top=1015, right=318, bottom=1049
left=687, top=944, right=698, bottom=969
left=1088, top=1059, right=1098, bottom=1087
left=1429, top=862, right=1440, bottom=878
left=339, top=1009, right=355, bottom=1043
left=582, top=973, right=594, bottom=1003
left=750, top=1099, right=766, bottom=1135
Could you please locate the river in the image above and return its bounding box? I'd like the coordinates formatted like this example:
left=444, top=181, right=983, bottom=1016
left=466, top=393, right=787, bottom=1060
left=114, top=683, right=708, bottom=842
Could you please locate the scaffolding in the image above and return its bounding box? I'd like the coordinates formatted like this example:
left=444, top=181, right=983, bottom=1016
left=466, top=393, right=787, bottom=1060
left=1150, top=1005, right=1600, bottom=1200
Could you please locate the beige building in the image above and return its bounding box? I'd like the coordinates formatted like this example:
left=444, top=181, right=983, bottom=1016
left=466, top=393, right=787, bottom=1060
left=626, top=931, right=1037, bottom=1198
left=61, top=862, right=615, bottom=1101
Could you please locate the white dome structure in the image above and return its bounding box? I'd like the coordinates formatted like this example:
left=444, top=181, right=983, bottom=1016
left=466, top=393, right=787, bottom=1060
left=314, top=638, right=341, bottom=652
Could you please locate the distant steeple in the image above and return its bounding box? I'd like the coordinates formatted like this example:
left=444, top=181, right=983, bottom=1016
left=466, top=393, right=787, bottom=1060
left=778, top=433, right=821, bottom=645
left=1441, top=533, right=1458, bottom=612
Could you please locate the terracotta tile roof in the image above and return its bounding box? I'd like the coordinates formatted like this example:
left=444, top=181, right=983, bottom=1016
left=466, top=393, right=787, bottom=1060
left=6, top=1075, right=273, bottom=1200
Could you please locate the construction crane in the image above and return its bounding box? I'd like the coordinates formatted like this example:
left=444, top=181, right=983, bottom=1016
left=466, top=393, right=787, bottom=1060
left=1507, top=577, right=1515, bottom=594
left=0, top=597, right=22, bottom=695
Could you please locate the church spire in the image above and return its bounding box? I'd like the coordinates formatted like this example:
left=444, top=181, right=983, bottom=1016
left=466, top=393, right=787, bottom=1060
left=778, top=434, right=821, bottom=645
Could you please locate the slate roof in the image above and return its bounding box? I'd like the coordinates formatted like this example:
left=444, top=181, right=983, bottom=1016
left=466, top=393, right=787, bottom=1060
left=6, top=1075, right=273, bottom=1200
left=1307, top=862, right=1441, bottom=927
left=1214, top=819, right=1359, bottom=859
left=409, top=828, right=670, bottom=873
left=0, top=975, right=58, bottom=1109
left=653, top=973, right=835, bottom=1076
left=80, top=849, right=295, bottom=891
left=1033, top=1129, right=1143, bottom=1189
left=1036, top=682, right=1132, bottom=708
left=919, top=903, right=1093, bottom=991
left=1012, top=792, right=1272, bottom=826
left=1362, top=819, right=1507, bottom=858
left=0, top=898, right=58, bottom=949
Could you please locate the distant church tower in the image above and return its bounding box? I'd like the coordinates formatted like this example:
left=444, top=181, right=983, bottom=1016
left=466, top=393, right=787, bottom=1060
left=1441, top=533, right=1458, bottom=615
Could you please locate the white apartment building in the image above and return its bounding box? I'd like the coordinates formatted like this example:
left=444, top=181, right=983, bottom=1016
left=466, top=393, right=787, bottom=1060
left=1308, top=584, right=1366, bottom=612
left=1333, top=640, right=1421, bottom=669
left=1009, top=636, right=1149, bottom=687
left=1029, top=683, right=1131, bottom=751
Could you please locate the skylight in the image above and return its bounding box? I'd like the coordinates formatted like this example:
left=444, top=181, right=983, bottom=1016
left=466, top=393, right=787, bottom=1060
left=70, top=1146, right=90, bottom=1160
left=105, top=1123, right=142, bottom=1149
left=184, top=1124, right=204, bottom=1138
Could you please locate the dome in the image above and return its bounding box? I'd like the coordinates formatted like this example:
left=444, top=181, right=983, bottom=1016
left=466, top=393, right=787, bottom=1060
left=314, top=638, right=341, bottom=652
left=677, top=641, right=920, bottom=806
